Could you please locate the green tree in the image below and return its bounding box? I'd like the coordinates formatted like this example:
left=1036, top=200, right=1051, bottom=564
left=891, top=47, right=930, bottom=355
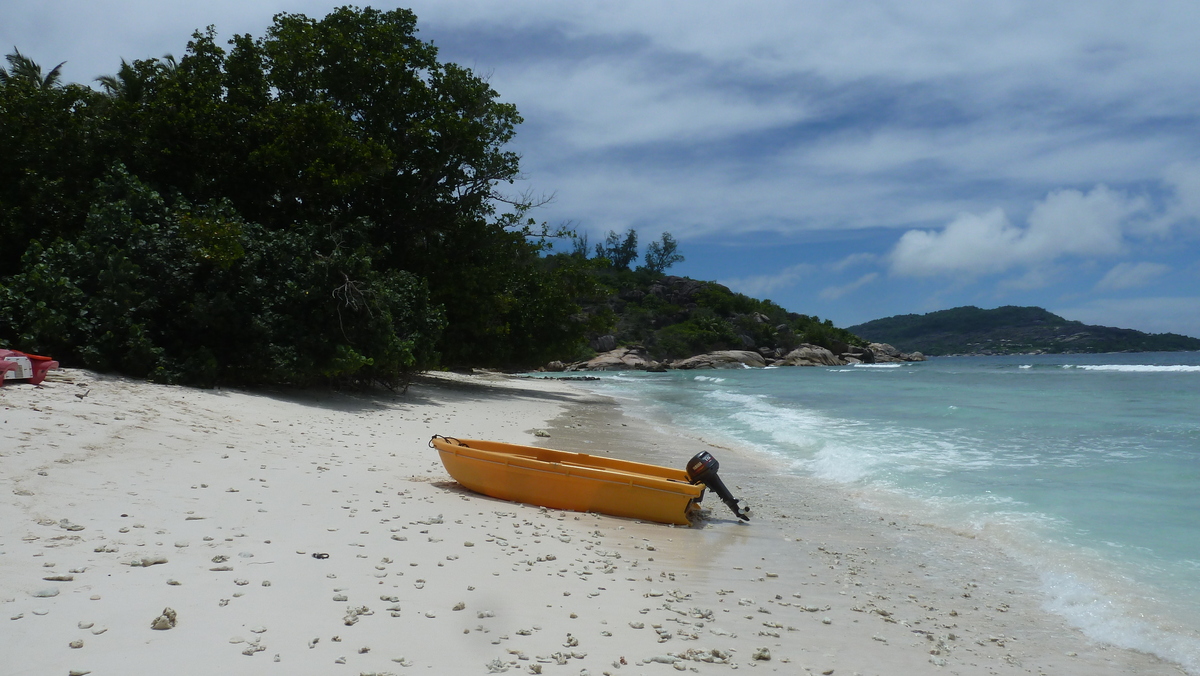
left=95, top=55, right=177, bottom=102
left=595, top=228, right=639, bottom=269
left=0, top=49, right=65, bottom=89
left=2, top=7, right=599, bottom=376
left=0, top=52, right=104, bottom=271
left=640, top=232, right=684, bottom=273
left=569, top=230, right=590, bottom=258
left=132, top=9, right=546, bottom=367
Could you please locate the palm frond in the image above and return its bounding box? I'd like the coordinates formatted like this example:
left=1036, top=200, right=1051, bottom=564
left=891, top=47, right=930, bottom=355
left=3, top=48, right=66, bottom=89
left=95, top=59, right=139, bottom=98
left=95, top=74, right=121, bottom=96
left=42, top=60, right=65, bottom=88
left=158, top=53, right=178, bottom=77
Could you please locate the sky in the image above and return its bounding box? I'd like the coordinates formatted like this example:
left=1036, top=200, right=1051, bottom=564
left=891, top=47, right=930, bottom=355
left=5, top=1, right=1200, bottom=337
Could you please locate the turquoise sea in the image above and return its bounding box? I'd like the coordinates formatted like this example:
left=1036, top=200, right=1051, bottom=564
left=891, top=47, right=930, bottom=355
left=543, top=352, right=1200, bottom=673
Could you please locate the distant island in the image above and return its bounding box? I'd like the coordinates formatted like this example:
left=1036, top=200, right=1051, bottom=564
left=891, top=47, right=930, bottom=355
left=847, top=306, right=1200, bottom=356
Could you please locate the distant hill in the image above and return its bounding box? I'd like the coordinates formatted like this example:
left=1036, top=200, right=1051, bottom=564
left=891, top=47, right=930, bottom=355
left=847, top=306, right=1200, bottom=356
left=575, top=273, right=863, bottom=361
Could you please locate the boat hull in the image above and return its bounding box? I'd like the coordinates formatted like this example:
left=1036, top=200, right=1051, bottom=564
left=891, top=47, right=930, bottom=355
left=431, top=437, right=704, bottom=525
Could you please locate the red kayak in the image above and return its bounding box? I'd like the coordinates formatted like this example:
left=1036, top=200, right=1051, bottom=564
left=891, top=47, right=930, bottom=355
left=0, top=349, right=60, bottom=386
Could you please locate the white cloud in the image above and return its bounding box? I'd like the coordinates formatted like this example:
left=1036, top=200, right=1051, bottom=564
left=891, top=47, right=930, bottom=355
left=998, top=265, right=1068, bottom=291
left=800, top=125, right=1174, bottom=188
left=1095, top=262, right=1171, bottom=290
left=890, top=208, right=1021, bottom=277
left=502, top=60, right=807, bottom=151
left=1053, top=297, right=1200, bottom=338
left=819, top=272, right=879, bottom=301
left=828, top=252, right=878, bottom=272
left=721, top=263, right=814, bottom=297
left=889, top=185, right=1146, bottom=278
left=416, top=1, right=1200, bottom=92
left=1024, top=185, right=1142, bottom=256
left=1161, top=162, right=1200, bottom=229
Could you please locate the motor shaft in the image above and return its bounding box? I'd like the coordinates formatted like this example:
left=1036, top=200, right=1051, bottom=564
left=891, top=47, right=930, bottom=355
left=686, top=451, right=751, bottom=521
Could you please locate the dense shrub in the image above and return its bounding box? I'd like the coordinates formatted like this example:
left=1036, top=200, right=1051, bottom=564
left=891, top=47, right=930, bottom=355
left=655, top=311, right=741, bottom=358
left=0, top=167, right=442, bottom=388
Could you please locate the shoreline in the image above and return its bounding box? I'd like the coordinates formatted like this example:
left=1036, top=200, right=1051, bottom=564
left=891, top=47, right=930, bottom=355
left=533, top=377, right=1183, bottom=675
left=0, top=369, right=1182, bottom=675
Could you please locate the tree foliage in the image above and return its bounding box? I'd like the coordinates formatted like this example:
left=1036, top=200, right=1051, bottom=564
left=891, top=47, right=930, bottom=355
left=1, top=166, right=442, bottom=387
left=641, top=232, right=684, bottom=274
left=594, top=228, right=639, bottom=270
left=0, top=7, right=594, bottom=385
left=0, top=60, right=102, bottom=272
left=0, top=49, right=66, bottom=89
left=571, top=258, right=864, bottom=360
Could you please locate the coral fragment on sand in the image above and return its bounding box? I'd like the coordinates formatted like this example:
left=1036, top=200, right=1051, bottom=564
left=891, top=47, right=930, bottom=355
left=151, top=607, right=177, bottom=630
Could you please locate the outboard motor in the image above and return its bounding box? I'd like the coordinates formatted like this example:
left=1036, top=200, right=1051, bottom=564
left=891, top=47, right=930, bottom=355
left=686, top=451, right=752, bottom=521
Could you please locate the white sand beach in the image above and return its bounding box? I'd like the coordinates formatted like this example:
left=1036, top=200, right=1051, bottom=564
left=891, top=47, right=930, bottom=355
left=0, top=370, right=1180, bottom=675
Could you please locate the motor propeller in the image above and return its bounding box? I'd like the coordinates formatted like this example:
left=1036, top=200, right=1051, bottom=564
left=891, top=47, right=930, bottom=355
left=685, top=450, right=751, bottom=521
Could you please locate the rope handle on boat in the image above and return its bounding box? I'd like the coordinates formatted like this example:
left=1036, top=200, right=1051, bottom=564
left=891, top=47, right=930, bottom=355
left=429, top=434, right=468, bottom=448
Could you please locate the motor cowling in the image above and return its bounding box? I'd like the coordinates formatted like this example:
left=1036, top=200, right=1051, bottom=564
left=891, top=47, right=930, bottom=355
left=686, top=451, right=751, bottom=521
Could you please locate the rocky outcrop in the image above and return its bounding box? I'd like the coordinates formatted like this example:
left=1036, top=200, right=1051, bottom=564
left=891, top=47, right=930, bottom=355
left=775, top=342, right=923, bottom=366
left=552, top=341, right=923, bottom=373
left=839, top=345, right=874, bottom=364
left=869, top=342, right=900, bottom=357
left=869, top=342, right=926, bottom=362
left=590, top=334, right=617, bottom=352
left=647, top=276, right=707, bottom=306
left=780, top=344, right=842, bottom=366
left=671, top=350, right=767, bottom=369
left=565, top=346, right=658, bottom=371
left=869, top=342, right=902, bottom=362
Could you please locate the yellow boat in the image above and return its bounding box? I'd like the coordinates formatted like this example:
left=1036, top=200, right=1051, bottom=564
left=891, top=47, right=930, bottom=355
left=430, top=436, right=751, bottom=525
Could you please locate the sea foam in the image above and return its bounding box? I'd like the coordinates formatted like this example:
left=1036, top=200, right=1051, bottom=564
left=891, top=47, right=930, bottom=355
left=1071, top=364, right=1200, bottom=372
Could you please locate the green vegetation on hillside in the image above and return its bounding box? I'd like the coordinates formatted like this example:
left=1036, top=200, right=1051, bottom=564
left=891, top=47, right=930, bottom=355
left=848, top=306, right=1200, bottom=355
left=557, top=230, right=864, bottom=361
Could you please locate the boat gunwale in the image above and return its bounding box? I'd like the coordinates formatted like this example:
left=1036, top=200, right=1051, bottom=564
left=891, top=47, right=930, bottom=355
left=438, top=448, right=704, bottom=497
left=433, top=437, right=692, bottom=479
left=432, top=438, right=702, bottom=497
